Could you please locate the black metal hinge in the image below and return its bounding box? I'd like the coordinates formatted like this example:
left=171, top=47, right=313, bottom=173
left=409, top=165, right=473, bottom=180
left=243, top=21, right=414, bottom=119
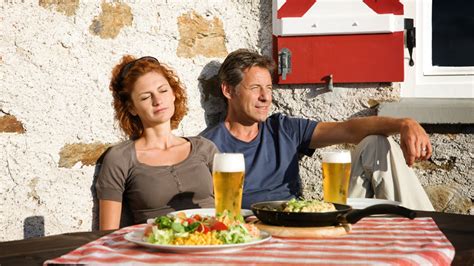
left=405, top=18, right=416, bottom=66
left=278, top=48, right=292, bottom=80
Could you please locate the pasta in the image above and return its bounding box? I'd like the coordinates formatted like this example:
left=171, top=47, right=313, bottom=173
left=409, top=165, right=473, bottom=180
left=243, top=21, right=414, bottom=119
left=283, top=199, right=336, bottom=212
left=172, top=231, right=223, bottom=245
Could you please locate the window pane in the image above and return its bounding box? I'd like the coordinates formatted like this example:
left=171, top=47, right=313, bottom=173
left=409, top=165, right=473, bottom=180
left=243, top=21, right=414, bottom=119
left=432, top=0, right=474, bottom=67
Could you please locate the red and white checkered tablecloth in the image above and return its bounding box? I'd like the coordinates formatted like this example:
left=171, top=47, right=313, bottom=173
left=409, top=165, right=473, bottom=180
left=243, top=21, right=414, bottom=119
left=44, top=217, right=454, bottom=265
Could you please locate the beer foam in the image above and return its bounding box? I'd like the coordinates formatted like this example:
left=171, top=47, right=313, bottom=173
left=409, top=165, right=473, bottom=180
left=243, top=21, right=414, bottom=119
left=322, top=150, right=351, bottom=163
left=213, top=153, right=245, bottom=172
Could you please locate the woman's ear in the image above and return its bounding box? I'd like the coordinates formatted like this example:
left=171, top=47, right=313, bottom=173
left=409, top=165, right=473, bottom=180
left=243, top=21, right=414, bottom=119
left=128, top=106, right=137, bottom=116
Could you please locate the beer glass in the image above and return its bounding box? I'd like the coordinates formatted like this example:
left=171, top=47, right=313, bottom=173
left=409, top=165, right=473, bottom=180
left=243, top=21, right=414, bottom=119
left=212, top=153, right=245, bottom=217
left=322, top=150, right=351, bottom=204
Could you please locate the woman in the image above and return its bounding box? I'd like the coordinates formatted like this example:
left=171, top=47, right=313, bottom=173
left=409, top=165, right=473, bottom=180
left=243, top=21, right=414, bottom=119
left=96, top=55, right=217, bottom=230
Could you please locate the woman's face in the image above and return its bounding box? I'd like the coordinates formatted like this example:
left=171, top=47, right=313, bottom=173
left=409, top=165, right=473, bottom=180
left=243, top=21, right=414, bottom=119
left=129, top=71, right=175, bottom=128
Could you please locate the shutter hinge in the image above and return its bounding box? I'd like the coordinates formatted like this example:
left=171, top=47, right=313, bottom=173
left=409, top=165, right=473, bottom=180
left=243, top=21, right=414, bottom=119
left=278, top=48, right=292, bottom=80
left=404, top=18, right=416, bottom=66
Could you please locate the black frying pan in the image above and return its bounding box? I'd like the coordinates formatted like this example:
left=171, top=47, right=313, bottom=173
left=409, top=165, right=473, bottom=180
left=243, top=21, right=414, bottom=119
left=251, top=200, right=416, bottom=227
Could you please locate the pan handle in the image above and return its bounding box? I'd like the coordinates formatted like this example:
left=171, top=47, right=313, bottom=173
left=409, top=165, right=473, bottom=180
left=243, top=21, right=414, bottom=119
left=344, top=204, right=417, bottom=224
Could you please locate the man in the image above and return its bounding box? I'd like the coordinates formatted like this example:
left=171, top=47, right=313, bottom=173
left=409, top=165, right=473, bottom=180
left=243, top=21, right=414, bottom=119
left=201, top=49, right=434, bottom=211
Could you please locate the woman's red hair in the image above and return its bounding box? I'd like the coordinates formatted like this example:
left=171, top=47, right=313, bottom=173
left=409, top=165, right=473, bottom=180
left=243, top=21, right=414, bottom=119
left=109, top=55, right=188, bottom=139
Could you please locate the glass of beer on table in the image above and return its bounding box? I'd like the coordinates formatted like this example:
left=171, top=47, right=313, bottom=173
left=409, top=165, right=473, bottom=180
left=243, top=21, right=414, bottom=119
left=322, top=150, right=351, bottom=204
left=212, top=153, right=245, bottom=217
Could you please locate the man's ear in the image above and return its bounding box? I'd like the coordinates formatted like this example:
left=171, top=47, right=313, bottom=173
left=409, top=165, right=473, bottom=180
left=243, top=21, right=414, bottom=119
left=221, top=82, right=233, bottom=100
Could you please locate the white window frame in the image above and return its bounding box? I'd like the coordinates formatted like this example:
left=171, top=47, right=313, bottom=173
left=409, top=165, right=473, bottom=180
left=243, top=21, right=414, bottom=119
left=401, top=0, right=474, bottom=98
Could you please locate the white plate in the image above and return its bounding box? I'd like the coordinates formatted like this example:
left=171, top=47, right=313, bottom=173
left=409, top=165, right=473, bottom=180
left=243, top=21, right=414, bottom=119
left=147, top=208, right=254, bottom=224
left=124, top=229, right=271, bottom=253
left=347, top=198, right=401, bottom=209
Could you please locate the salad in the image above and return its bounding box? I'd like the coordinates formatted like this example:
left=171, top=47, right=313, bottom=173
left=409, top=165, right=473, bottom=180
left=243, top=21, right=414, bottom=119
left=143, top=211, right=261, bottom=245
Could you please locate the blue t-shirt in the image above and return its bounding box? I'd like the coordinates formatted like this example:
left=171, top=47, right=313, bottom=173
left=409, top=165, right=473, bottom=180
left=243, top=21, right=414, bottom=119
left=200, top=113, right=318, bottom=208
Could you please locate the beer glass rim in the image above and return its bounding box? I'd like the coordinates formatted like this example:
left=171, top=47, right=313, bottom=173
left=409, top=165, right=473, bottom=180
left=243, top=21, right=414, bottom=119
left=322, top=150, right=351, bottom=163
left=213, top=153, right=245, bottom=172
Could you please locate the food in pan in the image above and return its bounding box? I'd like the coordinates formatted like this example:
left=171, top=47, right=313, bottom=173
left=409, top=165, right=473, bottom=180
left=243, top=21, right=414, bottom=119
left=144, top=211, right=261, bottom=245
left=282, top=198, right=336, bottom=213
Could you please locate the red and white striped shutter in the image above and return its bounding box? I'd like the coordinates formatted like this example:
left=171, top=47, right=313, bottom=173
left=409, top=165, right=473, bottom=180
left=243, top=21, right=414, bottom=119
left=272, top=0, right=405, bottom=84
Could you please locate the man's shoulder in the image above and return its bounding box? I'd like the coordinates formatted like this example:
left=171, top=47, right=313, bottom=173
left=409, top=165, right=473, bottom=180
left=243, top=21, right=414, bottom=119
left=265, top=113, right=318, bottom=138
left=268, top=112, right=318, bottom=125
left=265, top=113, right=299, bottom=128
left=267, top=113, right=285, bottom=122
left=200, top=122, right=225, bottom=139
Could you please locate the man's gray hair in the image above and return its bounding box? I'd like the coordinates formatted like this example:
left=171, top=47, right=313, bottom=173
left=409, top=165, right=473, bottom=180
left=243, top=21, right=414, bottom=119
left=218, top=49, right=275, bottom=90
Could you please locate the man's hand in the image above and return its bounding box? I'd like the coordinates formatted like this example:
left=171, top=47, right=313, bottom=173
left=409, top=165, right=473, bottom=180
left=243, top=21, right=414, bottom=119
left=399, top=119, right=432, bottom=166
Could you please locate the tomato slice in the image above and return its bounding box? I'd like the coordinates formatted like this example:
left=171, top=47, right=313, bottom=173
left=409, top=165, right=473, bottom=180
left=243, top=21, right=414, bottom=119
left=210, top=221, right=228, bottom=231
left=197, top=223, right=210, bottom=233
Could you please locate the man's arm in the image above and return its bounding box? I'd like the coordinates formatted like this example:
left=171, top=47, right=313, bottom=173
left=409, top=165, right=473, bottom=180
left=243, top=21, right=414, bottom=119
left=309, top=116, right=432, bottom=166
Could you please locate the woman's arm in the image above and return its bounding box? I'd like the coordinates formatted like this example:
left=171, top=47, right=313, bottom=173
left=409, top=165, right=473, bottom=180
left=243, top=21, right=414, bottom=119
left=99, top=199, right=122, bottom=230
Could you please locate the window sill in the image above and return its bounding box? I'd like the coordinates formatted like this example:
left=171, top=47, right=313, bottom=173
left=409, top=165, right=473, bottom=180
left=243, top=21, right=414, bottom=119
left=378, top=98, right=474, bottom=124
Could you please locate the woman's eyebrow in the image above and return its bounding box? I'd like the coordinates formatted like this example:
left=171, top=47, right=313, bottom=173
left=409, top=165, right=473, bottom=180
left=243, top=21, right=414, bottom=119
left=138, top=84, right=168, bottom=95
left=138, top=91, right=152, bottom=96
left=157, top=84, right=169, bottom=90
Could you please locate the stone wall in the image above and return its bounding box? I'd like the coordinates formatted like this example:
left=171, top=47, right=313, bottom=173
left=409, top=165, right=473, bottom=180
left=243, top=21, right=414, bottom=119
left=0, top=1, right=472, bottom=241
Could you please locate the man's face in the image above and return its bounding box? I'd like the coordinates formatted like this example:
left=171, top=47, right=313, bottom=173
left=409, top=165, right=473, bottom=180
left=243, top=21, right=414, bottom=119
left=228, top=66, right=272, bottom=124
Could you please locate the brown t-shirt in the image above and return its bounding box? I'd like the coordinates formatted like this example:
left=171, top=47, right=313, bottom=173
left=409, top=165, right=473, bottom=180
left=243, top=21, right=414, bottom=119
left=96, top=136, right=218, bottom=224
